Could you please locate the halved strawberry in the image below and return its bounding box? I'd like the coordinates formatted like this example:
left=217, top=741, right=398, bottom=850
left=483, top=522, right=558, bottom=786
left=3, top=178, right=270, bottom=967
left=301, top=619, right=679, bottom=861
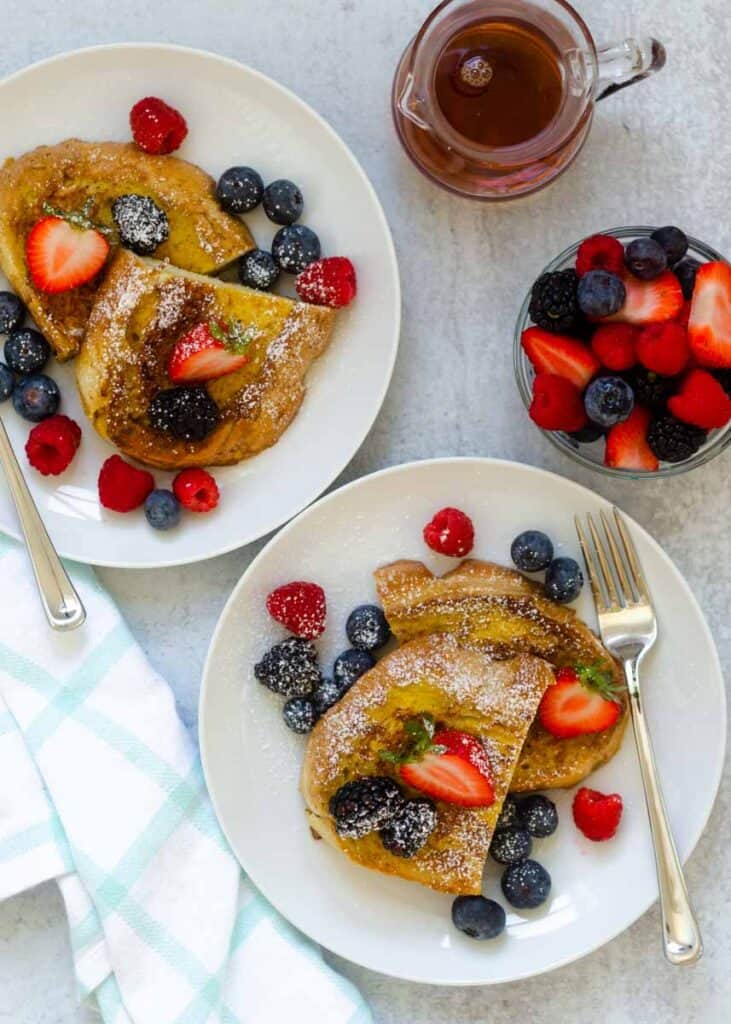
left=26, top=212, right=109, bottom=294
left=604, top=405, right=659, bottom=472
left=168, top=320, right=256, bottom=383
left=688, top=261, right=731, bottom=367
left=521, top=327, right=599, bottom=389
left=606, top=270, right=683, bottom=325
left=538, top=665, right=623, bottom=738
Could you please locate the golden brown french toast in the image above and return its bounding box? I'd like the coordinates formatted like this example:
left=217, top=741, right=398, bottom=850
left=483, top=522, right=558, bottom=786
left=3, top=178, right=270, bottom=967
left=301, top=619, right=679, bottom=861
left=302, top=635, right=553, bottom=894
left=77, top=250, right=336, bottom=469
left=0, top=139, right=254, bottom=360
left=374, top=558, right=628, bottom=792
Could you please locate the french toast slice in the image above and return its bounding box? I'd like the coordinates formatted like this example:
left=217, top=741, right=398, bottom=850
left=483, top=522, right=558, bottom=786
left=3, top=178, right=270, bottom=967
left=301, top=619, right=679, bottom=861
left=77, top=250, right=336, bottom=469
left=0, top=139, right=254, bottom=360
left=374, top=559, right=628, bottom=793
left=302, top=635, right=553, bottom=895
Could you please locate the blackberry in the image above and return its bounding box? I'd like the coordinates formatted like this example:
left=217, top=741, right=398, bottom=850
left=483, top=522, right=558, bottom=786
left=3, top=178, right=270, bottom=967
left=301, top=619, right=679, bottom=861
left=149, top=386, right=219, bottom=441
left=517, top=794, right=558, bottom=837
left=282, top=696, right=318, bottom=734
left=489, top=827, right=532, bottom=865
left=380, top=798, right=437, bottom=857
left=329, top=776, right=404, bottom=839
left=112, top=194, right=170, bottom=255
left=711, top=369, right=731, bottom=397
left=627, top=367, right=677, bottom=411
left=648, top=415, right=707, bottom=463
left=254, top=636, right=321, bottom=697
left=528, top=269, right=579, bottom=333
left=568, top=422, right=604, bottom=444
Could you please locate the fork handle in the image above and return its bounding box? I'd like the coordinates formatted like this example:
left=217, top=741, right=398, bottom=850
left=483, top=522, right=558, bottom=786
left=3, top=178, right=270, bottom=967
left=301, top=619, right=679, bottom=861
left=623, top=657, right=703, bottom=965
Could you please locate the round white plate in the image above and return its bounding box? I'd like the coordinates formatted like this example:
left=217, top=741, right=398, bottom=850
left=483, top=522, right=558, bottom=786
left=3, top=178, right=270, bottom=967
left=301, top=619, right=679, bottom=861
left=0, top=44, right=399, bottom=567
left=200, top=458, right=726, bottom=985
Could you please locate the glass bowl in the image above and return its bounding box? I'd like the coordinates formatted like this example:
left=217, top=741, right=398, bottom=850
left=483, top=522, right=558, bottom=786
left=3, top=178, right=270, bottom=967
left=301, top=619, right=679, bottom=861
left=513, top=226, right=731, bottom=478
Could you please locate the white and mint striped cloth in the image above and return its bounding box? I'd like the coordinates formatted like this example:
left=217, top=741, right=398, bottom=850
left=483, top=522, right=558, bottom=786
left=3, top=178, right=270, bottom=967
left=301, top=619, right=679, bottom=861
left=0, top=535, right=370, bottom=1024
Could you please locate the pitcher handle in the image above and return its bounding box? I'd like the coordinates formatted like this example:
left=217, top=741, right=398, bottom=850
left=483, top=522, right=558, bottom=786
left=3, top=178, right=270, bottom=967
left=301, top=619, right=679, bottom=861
left=396, top=71, right=432, bottom=131
left=595, top=37, right=666, bottom=101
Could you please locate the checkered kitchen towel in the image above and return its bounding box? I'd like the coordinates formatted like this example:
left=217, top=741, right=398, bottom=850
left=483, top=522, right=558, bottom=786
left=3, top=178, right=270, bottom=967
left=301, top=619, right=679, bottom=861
left=0, top=535, right=371, bottom=1024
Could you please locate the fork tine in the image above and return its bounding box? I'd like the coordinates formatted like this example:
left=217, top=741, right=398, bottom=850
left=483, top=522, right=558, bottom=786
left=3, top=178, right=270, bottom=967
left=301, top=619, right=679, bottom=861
left=587, top=513, right=622, bottom=608
left=600, top=510, right=636, bottom=604
left=613, top=507, right=651, bottom=603
left=574, top=515, right=608, bottom=612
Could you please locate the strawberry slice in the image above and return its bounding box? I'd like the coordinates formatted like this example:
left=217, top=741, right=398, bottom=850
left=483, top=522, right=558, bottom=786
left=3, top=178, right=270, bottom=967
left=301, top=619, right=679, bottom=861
left=26, top=212, right=109, bottom=294
left=521, top=327, right=599, bottom=389
left=688, top=261, right=731, bottom=367
left=606, top=270, right=683, bottom=325
left=604, top=405, right=659, bottom=472
left=168, top=320, right=256, bottom=383
left=538, top=665, right=623, bottom=738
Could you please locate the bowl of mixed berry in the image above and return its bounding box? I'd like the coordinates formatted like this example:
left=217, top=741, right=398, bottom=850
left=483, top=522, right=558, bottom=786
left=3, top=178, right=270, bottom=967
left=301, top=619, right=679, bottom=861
left=514, top=226, right=731, bottom=476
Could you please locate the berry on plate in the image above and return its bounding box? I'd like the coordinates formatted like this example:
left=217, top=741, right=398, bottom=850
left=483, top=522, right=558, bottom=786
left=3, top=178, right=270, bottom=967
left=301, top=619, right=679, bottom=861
left=0, top=363, right=13, bottom=402
left=423, top=506, right=475, bottom=557
left=501, top=859, right=551, bottom=909
left=636, top=321, right=689, bottom=376
left=148, top=386, right=219, bottom=441
left=606, top=269, right=683, bottom=325
left=130, top=96, right=188, bottom=155
left=688, top=261, right=731, bottom=367
left=572, top=786, right=623, bottom=841
left=577, top=270, right=626, bottom=319
left=98, top=454, right=155, bottom=512
left=272, top=225, right=321, bottom=274
left=282, top=696, right=318, bottom=734
left=575, top=234, right=625, bottom=277
left=521, top=327, right=599, bottom=389
left=168, top=320, right=257, bottom=383
left=605, top=405, right=659, bottom=471
left=544, top=556, right=583, bottom=603
left=590, top=323, right=637, bottom=371
left=538, top=664, right=622, bottom=738
left=510, top=529, right=554, bottom=572
left=4, top=327, right=50, bottom=375
left=647, top=414, right=706, bottom=463
left=144, top=488, right=181, bottom=531
left=380, top=798, right=437, bottom=858
left=0, top=291, right=25, bottom=334
left=329, top=776, right=404, bottom=839
left=262, top=179, right=304, bottom=226
left=489, top=826, right=532, bottom=865
left=216, top=166, right=264, bottom=215
left=650, top=226, right=688, bottom=267
left=517, top=794, right=558, bottom=837
left=528, top=269, right=579, bottom=333
left=266, top=580, right=327, bottom=639
left=627, top=367, right=678, bottom=411
left=333, top=648, right=375, bottom=689
left=254, top=636, right=321, bottom=697
left=346, top=604, right=391, bottom=651
left=112, top=194, right=170, bottom=255
left=451, top=895, right=506, bottom=939
left=295, top=257, right=357, bottom=308
left=25, top=415, right=81, bottom=476
left=624, top=237, right=667, bottom=280
left=584, top=376, right=634, bottom=428
left=312, top=677, right=347, bottom=715
left=173, top=467, right=220, bottom=512
left=238, top=249, right=280, bottom=291
left=668, top=369, right=731, bottom=429
left=26, top=203, right=110, bottom=294
left=12, top=374, right=60, bottom=422
left=529, top=373, right=587, bottom=432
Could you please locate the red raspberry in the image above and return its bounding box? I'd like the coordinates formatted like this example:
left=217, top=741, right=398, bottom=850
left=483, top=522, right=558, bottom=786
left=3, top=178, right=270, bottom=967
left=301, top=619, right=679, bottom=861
left=572, top=786, right=623, bottom=841
left=25, top=415, right=81, bottom=476
left=529, top=373, right=587, bottom=432
left=590, top=323, right=637, bottom=371
left=266, top=581, right=326, bottom=639
left=668, top=369, right=731, bottom=429
left=173, top=467, right=220, bottom=512
left=636, top=321, right=689, bottom=375
left=98, top=455, right=155, bottom=512
left=576, top=234, right=625, bottom=277
left=423, top=507, right=475, bottom=557
left=130, top=96, right=188, bottom=155
left=295, top=257, right=357, bottom=308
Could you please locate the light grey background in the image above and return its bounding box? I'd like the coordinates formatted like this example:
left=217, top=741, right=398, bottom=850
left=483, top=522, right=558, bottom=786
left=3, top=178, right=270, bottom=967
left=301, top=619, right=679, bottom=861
left=0, top=1, right=729, bottom=1021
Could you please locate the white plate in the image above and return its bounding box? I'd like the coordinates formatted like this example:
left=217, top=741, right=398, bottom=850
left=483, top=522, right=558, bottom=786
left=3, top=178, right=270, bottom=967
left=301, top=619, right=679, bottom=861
left=0, top=44, right=400, bottom=567
left=200, top=458, right=726, bottom=985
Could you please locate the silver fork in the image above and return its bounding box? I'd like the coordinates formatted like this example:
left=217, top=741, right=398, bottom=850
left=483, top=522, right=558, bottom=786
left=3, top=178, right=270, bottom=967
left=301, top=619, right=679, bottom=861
left=575, top=507, right=702, bottom=966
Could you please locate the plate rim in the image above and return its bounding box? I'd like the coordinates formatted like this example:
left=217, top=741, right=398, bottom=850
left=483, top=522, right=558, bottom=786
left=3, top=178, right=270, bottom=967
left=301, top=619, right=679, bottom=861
left=199, top=455, right=727, bottom=985
left=0, top=42, right=401, bottom=569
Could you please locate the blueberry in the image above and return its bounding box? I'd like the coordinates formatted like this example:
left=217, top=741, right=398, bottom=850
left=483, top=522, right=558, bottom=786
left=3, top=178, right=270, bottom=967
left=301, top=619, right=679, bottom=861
left=112, top=194, right=169, bottom=255
left=451, top=896, right=506, bottom=940
left=490, top=827, right=532, bottom=865
left=333, top=648, right=375, bottom=690
left=0, top=363, right=13, bottom=401
left=238, top=249, right=280, bottom=291
left=330, top=777, right=404, bottom=839
left=517, top=794, right=558, bottom=837
left=254, top=637, right=322, bottom=697
left=510, top=530, right=554, bottom=573
left=380, top=798, right=437, bottom=857
left=624, top=237, right=667, bottom=280
left=345, top=604, right=391, bottom=651
left=143, top=488, right=180, bottom=531
left=282, top=696, right=318, bottom=734
left=262, top=179, right=304, bottom=226
left=545, top=556, right=583, bottom=604
left=0, top=291, right=25, bottom=334
left=4, top=328, right=51, bottom=375
left=312, top=677, right=347, bottom=715
left=577, top=270, right=626, bottom=319
left=568, top=422, right=605, bottom=444
left=495, top=795, right=520, bottom=831
left=584, top=376, right=634, bottom=428
left=501, top=859, right=551, bottom=909
left=215, top=166, right=264, bottom=214
left=674, top=258, right=701, bottom=300
left=272, top=225, right=321, bottom=274
left=650, top=226, right=688, bottom=267
left=148, top=386, right=219, bottom=442
left=12, top=374, right=60, bottom=422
